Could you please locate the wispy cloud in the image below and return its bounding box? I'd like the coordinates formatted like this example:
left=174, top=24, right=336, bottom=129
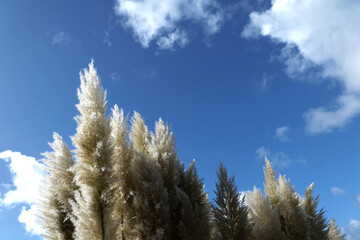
left=109, top=72, right=121, bottom=84
left=157, top=30, right=188, bottom=50
left=103, top=15, right=116, bottom=47
left=356, top=195, right=360, bottom=207
left=259, top=74, right=273, bottom=92
left=255, top=146, right=305, bottom=169
left=0, top=150, right=44, bottom=235
left=114, top=0, right=223, bottom=49
left=344, top=219, right=360, bottom=240
left=132, top=69, right=157, bottom=81
left=249, top=73, right=275, bottom=92
left=243, top=0, right=360, bottom=134
left=274, top=126, right=290, bottom=142
left=330, top=186, right=346, bottom=196
left=52, top=32, right=70, bottom=46
left=104, top=31, right=112, bottom=47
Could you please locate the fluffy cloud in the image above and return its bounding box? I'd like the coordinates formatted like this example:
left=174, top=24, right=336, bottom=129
left=0, top=151, right=44, bottom=206
left=330, top=186, right=346, bottom=196
left=243, top=0, right=360, bottom=134
left=344, top=219, right=360, bottom=240
left=305, top=94, right=360, bottom=134
left=18, top=205, right=43, bottom=235
left=115, top=0, right=223, bottom=49
left=0, top=150, right=45, bottom=235
left=255, top=146, right=305, bottom=169
left=274, top=125, right=290, bottom=142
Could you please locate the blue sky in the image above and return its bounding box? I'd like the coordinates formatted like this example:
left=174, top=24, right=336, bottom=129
left=0, top=0, right=360, bottom=239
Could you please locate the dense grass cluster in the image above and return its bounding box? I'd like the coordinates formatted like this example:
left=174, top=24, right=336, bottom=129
left=38, top=62, right=345, bottom=240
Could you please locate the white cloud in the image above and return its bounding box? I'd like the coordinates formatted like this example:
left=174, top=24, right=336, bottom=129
left=52, top=32, right=70, bottom=46
left=305, top=94, right=360, bottom=134
left=330, top=186, right=346, bottom=196
left=274, top=125, right=290, bottom=142
left=344, top=219, right=360, bottom=240
left=276, top=45, right=323, bottom=83
left=0, top=150, right=45, bottom=236
left=255, top=146, right=305, bottom=169
left=18, top=205, right=43, bottom=236
left=115, top=0, right=223, bottom=49
left=243, top=0, right=360, bottom=134
left=0, top=151, right=44, bottom=206
left=157, top=30, right=188, bottom=50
